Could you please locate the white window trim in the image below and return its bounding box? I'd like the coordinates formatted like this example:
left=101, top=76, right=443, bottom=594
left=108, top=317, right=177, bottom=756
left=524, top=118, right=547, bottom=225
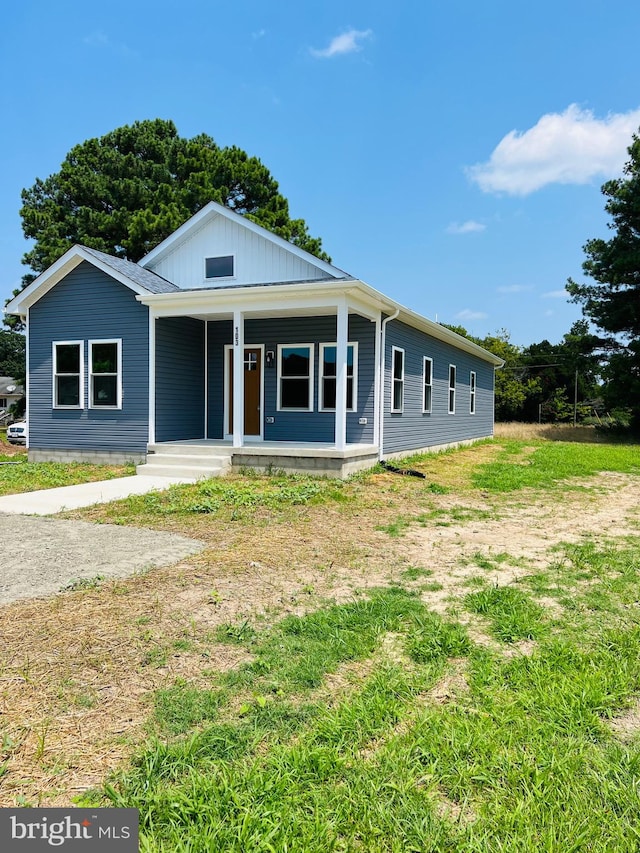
left=89, top=338, right=122, bottom=410
left=422, top=356, right=433, bottom=414
left=203, top=254, right=236, bottom=282
left=277, top=343, right=315, bottom=412
left=391, top=346, right=405, bottom=414
left=448, top=364, right=456, bottom=415
left=319, top=341, right=358, bottom=412
left=470, top=370, right=477, bottom=415
left=52, top=340, right=84, bottom=409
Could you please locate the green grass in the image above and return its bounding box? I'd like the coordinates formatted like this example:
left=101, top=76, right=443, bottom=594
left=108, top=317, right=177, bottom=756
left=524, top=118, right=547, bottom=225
left=0, top=456, right=135, bottom=495
left=464, top=586, right=548, bottom=643
left=472, top=440, right=640, bottom=492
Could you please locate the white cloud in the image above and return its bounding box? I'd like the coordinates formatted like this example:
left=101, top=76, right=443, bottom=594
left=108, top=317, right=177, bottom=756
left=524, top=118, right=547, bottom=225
left=446, top=220, right=486, bottom=234
left=497, top=284, right=533, bottom=294
left=542, top=290, right=567, bottom=299
left=310, top=29, right=372, bottom=59
left=467, top=104, right=640, bottom=195
left=456, top=309, right=489, bottom=322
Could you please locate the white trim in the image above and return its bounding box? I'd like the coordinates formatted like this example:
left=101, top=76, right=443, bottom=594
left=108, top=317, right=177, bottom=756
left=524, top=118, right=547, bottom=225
left=25, top=309, right=30, bottom=448
left=391, top=346, right=405, bottom=414
left=148, top=311, right=156, bottom=444
left=88, top=339, right=122, bottom=409
left=319, top=342, right=358, bottom=412
left=378, top=310, right=399, bottom=458
left=223, top=343, right=265, bottom=441
left=135, top=279, right=503, bottom=367
left=422, top=356, right=433, bottom=414
left=335, top=302, right=349, bottom=450
left=204, top=320, right=209, bottom=437
left=232, top=310, right=244, bottom=447
left=52, top=340, right=84, bottom=409
left=470, top=370, right=477, bottom=415
left=204, top=253, right=236, bottom=283
left=6, top=246, right=151, bottom=315
left=139, top=200, right=349, bottom=280
left=448, top=364, right=457, bottom=415
left=276, top=343, right=315, bottom=412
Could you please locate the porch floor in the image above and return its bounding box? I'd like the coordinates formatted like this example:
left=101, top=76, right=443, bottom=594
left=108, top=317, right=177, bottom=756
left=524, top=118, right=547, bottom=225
left=151, top=439, right=378, bottom=459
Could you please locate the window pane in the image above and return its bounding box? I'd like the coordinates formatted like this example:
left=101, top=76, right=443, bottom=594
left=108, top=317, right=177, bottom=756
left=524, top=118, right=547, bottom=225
left=281, top=377, right=310, bottom=409
left=57, top=376, right=80, bottom=407
left=424, top=386, right=432, bottom=412
left=393, top=349, right=403, bottom=379
left=323, top=377, right=336, bottom=409
left=92, top=375, right=118, bottom=407
left=205, top=256, right=234, bottom=278
left=92, top=343, right=117, bottom=374
left=323, top=346, right=337, bottom=377
left=347, top=378, right=354, bottom=410
left=56, top=344, right=80, bottom=374
left=393, top=380, right=403, bottom=411
left=281, top=347, right=310, bottom=377
left=424, top=359, right=432, bottom=384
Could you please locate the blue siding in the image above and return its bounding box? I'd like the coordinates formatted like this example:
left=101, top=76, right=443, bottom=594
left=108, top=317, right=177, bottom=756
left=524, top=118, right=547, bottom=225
left=383, top=320, right=495, bottom=455
left=207, top=320, right=233, bottom=439
left=156, top=317, right=205, bottom=441
left=205, top=315, right=376, bottom=443
left=28, top=262, right=149, bottom=453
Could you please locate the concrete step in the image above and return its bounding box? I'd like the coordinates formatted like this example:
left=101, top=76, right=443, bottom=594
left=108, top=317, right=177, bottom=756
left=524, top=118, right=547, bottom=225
left=144, top=452, right=232, bottom=469
left=136, top=463, right=226, bottom=480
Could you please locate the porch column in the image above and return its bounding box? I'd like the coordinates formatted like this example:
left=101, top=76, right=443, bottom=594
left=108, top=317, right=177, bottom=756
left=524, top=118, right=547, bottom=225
left=373, top=313, right=381, bottom=447
left=148, top=309, right=156, bottom=445
left=232, top=310, right=245, bottom=448
left=335, top=299, right=348, bottom=451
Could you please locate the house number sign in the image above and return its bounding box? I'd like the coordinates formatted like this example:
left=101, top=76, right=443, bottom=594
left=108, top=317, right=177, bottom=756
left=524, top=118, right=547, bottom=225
left=234, top=326, right=239, bottom=346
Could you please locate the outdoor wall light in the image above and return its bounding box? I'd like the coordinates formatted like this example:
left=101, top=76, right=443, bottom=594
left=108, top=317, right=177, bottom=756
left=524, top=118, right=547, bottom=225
left=266, top=350, right=275, bottom=368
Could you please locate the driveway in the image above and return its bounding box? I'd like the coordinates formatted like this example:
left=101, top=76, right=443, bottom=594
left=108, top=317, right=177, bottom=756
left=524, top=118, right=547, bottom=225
left=0, top=514, right=204, bottom=605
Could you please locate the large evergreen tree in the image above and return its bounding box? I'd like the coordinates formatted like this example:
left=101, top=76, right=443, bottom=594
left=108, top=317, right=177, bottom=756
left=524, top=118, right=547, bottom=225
left=18, top=119, right=329, bottom=283
left=567, top=132, right=640, bottom=426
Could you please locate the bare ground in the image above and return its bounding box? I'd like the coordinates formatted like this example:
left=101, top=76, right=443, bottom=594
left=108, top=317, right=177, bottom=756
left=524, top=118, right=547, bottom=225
left=0, top=462, right=639, bottom=806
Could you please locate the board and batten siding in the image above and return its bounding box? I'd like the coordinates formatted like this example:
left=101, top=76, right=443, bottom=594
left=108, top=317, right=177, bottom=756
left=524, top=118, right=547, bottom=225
left=28, top=262, right=149, bottom=453
left=146, top=215, right=330, bottom=289
left=383, top=319, right=495, bottom=455
left=155, top=317, right=205, bottom=441
left=205, top=314, right=375, bottom=443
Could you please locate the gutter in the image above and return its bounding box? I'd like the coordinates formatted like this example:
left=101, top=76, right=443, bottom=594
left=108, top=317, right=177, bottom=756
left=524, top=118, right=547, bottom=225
left=378, top=309, right=400, bottom=461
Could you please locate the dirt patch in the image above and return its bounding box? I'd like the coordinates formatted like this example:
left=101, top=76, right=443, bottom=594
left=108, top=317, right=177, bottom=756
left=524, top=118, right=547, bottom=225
left=0, top=515, right=205, bottom=605
left=400, top=472, right=640, bottom=615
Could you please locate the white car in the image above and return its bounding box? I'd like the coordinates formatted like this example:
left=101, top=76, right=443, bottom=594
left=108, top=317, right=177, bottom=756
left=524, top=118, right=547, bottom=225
left=6, top=422, right=27, bottom=445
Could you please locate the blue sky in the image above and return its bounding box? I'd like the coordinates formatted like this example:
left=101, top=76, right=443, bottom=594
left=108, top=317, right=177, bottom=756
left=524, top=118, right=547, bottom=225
left=2, top=0, right=639, bottom=346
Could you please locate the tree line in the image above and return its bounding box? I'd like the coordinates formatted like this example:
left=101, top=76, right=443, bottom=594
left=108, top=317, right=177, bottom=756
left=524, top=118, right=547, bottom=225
left=3, top=119, right=639, bottom=430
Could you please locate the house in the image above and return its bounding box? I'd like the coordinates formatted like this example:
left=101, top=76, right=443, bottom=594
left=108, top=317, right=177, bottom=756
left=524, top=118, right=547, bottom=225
left=5, top=202, right=503, bottom=478
left=0, top=377, right=24, bottom=422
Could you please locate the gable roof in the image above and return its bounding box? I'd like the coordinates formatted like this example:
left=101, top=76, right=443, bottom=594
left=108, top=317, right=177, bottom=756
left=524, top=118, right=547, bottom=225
left=139, top=200, right=350, bottom=280
left=5, top=245, right=178, bottom=315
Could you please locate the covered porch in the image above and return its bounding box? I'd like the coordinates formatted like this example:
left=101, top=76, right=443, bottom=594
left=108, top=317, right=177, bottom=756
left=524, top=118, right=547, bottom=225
left=141, top=438, right=380, bottom=479
left=138, top=281, right=389, bottom=470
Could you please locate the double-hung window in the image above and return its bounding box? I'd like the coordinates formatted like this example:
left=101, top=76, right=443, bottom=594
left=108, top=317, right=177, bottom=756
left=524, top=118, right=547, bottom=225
left=422, top=357, right=433, bottom=413
left=89, top=339, right=122, bottom=408
left=448, top=364, right=456, bottom=414
left=391, top=347, right=404, bottom=413
left=320, top=343, right=357, bottom=411
left=277, top=344, right=314, bottom=411
left=470, top=371, right=477, bottom=414
left=53, top=341, right=84, bottom=408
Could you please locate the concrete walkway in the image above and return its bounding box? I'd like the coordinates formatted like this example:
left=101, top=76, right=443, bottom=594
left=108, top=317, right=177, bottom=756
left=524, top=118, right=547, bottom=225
left=0, top=474, right=195, bottom=516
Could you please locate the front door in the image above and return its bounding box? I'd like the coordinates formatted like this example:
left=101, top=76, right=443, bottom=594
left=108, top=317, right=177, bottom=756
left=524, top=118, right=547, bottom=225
left=228, top=347, right=262, bottom=437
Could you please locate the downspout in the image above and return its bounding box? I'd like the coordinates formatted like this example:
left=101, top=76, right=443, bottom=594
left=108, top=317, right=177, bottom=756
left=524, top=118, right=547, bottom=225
left=378, top=308, right=399, bottom=461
